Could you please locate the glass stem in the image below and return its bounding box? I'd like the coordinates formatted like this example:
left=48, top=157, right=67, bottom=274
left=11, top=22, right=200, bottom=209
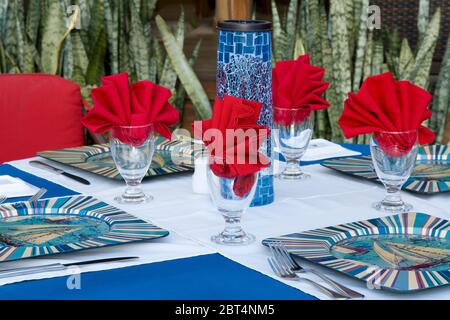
left=125, top=182, right=143, bottom=197
left=384, top=186, right=402, bottom=205
left=222, top=215, right=244, bottom=237
left=285, top=158, right=301, bottom=173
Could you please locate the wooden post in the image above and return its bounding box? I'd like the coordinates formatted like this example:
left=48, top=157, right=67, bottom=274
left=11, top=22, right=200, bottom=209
left=215, top=0, right=253, bottom=21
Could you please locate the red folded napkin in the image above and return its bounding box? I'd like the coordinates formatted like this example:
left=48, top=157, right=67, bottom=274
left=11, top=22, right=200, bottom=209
left=193, top=95, right=270, bottom=197
left=272, top=54, right=329, bottom=124
left=339, top=72, right=435, bottom=156
left=82, top=73, right=179, bottom=143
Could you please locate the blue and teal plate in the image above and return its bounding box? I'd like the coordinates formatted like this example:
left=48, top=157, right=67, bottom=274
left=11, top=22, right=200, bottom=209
left=0, top=196, right=169, bottom=262
left=37, top=137, right=194, bottom=180
left=263, top=212, right=450, bottom=292
left=321, top=145, right=450, bottom=194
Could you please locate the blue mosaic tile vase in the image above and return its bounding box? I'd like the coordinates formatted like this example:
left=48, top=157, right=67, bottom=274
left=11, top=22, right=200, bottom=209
left=216, top=20, right=274, bottom=207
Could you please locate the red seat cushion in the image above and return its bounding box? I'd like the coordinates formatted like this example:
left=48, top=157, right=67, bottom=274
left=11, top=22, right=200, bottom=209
left=0, top=74, right=84, bottom=163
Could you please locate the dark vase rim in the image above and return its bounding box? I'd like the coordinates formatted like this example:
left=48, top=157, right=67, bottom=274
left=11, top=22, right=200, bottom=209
left=217, top=20, right=272, bottom=32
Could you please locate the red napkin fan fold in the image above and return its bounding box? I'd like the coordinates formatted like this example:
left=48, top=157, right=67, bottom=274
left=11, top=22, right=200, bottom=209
left=193, top=95, right=270, bottom=197
left=339, top=72, right=435, bottom=156
left=82, top=73, right=179, bottom=143
left=272, top=54, right=330, bottom=124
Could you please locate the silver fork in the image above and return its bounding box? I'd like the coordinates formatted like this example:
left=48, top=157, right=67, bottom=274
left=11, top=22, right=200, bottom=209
left=0, top=195, right=6, bottom=205
left=267, top=256, right=348, bottom=299
left=27, top=188, right=47, bottom=202
left=270, top=242, right=364, bottom=299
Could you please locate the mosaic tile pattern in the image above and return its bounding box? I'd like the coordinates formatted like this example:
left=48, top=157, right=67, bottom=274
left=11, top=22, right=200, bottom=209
left=217, top=29, right=274, bottom=206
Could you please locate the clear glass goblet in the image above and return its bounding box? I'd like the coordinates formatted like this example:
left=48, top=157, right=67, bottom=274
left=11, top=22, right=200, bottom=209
left=273, top=107, right=314, bottom=179
left=370, top=130, right=418, bottom=213
left=109, top=124, right=155, bottom=204
left=207, top=166, right=257, bottom=246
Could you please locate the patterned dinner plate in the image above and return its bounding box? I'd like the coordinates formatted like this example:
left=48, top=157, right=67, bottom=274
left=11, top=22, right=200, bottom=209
left=321, top=145, right=450, bottom=194
left=37, top=137, right=195, bottom=180
left=263, top=212, right=450, bottom=292
left=0, top=195, right=169, bottom=262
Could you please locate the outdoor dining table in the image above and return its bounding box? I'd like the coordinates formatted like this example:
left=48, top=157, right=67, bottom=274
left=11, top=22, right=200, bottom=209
left=0, top=143, right=448, bottom=300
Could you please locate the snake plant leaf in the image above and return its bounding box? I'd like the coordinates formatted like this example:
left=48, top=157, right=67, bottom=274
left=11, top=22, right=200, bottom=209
left=62, top=34, right=74, bottom=79
left=141, top=0, right=157, bottom=24
left=173, top=39, right=203, bottom=126
left=104, top=0, right=119, bottom=74
left=417, top=0, right=429, bottom=45
left=271, top=0, right=287, bottom=61
left=353, top=0, right=362, bottom=40
left=398, top=38, right=414, bottom=78
left=352, top=0, right=368, bottom=91
left=129, top=0, right=150, bottom=81
left=70, top=30, right=88, bottom=85
left=15, top=0, right=26, bottom=72
left=344, top=0, right=355, bottom=60
left=25, top=0, right=40, bottom=45
left=3, top=0, right=17, bottom=71
left=330, top=1, right=352, bottom=127
left=156, top=15, right=211, bottom=119
left=85, top=27, right=107, bottom=85
left=87, top=0, right=104, bottom=57
left=319, top=0, right=340, bottom=141
left=431, top=34, right=450, bottom=142
left=406, top=8, right=440, bottom=87
left=153, top=39, right=164, bottom=80
left=160, top=6, right=184, bottom=91
left=75, top=0, right=91, bottom=31
left=0, top=38, right=6, bottom=73
left=40, top=0, right=66, bottom=74
left=298, top=0, right=308, bottom=51
left=305, top=0, right=321, bottom=66
left=0, top=0, right=8, bottom=38
left=285, top=0, right=298, bottom=59
left=385, top=28, right=401, bottom=58
left=362, top=30, right=373, bottom=81
left=294, top=33, right=306, bottom=57
left=148, top=39, right=157, bottom=83
left=372, top=33, right=384, bottom=76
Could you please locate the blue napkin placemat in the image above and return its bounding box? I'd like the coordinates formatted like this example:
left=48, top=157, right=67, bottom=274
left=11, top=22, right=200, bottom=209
left=0, top=164, right=79, bottom=202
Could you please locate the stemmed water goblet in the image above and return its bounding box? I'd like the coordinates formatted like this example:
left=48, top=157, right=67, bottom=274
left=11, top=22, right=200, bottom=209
left=109, top=124, right=156, bottom=204
left=370, top=130, right=418, bottom=213
left=207, top=163, right=258, bottom=246
left=273, top=107, right=314, bottom=179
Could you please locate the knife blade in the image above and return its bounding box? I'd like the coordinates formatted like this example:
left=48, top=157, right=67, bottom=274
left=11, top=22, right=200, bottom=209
left=29, top=160, right=90, bottom=185
left=0, top=256, right=138, bottom=279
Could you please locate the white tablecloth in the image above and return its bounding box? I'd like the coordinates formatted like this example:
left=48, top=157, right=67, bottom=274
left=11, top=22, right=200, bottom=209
left=5, top=156, right=450, bottom=300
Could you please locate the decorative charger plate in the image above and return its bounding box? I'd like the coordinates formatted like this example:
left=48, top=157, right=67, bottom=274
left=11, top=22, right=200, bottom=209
left=37, top=137, right=195, bottom=180
left=263, top=212, right=450, bottom=292
left=321, top=145, right=450, bottom=194
left=0, top=195, right=169, bottom=262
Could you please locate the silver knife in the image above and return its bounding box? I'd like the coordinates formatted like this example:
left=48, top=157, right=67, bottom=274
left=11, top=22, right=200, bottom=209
left=29, top=160, right=90, bottom=185
left=0, top=256, right=138, bottom=279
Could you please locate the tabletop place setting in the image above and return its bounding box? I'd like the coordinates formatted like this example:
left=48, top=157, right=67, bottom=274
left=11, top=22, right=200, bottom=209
left=0, top=1, right=449, bottom=305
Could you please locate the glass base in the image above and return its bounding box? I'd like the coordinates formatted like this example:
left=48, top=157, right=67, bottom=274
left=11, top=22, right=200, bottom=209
left=211, top=231, right=255, bottom=246
left=114, top=193, right=153, bottom=204
left=372, top=201, right=413, bottom=213
left=275, top=171, right=311, bottom=180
